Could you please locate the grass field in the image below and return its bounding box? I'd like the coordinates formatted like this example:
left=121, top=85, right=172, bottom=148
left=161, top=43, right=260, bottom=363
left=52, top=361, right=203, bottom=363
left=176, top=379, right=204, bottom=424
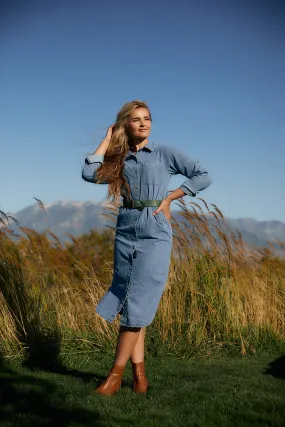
left=1, top=198, right=285, bottom=361
left=1, top=199, right=285, bottom=426
left=1, top=352, right=285, bottom=427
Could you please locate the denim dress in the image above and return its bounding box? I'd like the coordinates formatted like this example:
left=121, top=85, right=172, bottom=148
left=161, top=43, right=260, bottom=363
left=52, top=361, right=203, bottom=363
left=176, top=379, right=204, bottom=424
left=82, top=140, right=212, bottom=327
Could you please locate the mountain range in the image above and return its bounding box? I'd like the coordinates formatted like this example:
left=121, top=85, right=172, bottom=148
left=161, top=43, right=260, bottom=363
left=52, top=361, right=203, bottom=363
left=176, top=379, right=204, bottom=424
left=2, top=200, right=285, bottom=253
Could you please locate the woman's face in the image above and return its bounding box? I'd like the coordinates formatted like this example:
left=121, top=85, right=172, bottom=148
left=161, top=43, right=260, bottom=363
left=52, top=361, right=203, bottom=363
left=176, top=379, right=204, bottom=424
left=126, top=107, right=152, bottom=141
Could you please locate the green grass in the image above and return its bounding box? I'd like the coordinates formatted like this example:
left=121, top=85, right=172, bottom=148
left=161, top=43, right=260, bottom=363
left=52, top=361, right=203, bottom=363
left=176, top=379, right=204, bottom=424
left=0, top=353, right=285, bottom=427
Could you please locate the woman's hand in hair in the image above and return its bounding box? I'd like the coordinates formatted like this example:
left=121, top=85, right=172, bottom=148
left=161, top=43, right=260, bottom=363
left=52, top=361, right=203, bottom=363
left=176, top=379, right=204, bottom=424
left=105, top=124, right=116, bottom=142
left=94, top=124, right=115, bottom=156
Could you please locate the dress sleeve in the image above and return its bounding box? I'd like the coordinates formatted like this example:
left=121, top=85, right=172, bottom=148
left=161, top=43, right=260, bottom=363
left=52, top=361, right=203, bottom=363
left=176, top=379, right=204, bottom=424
left=81, top=153, right=109, bottom=184
left=164, top=145, right=212, bottom=196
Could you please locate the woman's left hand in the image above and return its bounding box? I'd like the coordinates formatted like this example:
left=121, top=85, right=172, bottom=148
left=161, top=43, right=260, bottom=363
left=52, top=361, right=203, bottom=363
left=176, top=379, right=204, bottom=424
left=153, top=199, right=171, bottom=222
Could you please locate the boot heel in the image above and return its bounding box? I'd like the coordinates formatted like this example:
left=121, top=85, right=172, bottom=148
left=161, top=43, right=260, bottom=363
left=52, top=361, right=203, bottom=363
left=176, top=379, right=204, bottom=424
left=131, top=361, right=149, bottom=394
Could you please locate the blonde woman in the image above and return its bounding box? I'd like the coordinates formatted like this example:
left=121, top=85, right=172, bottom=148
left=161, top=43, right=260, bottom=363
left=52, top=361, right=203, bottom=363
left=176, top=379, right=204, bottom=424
left=82, top=100, right=212, bottom=395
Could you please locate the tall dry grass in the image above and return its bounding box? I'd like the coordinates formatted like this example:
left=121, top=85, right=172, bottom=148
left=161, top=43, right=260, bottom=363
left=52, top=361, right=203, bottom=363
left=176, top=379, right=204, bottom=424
left=0, top=199, right=284, bottom=362
left=155, top=198, right=285, bottom=356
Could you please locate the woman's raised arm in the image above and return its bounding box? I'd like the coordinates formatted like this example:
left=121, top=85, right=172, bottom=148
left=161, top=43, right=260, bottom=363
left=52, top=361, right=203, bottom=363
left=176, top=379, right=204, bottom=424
left=81, top=124, right=115, bottom=185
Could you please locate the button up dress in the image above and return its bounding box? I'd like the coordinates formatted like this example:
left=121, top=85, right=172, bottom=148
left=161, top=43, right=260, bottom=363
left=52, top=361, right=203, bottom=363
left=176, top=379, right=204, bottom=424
left=82, top=140, right=212, bottom=327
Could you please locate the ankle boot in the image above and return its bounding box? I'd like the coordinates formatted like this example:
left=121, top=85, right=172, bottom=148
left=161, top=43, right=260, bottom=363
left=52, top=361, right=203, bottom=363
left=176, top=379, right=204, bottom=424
left=93, top=363, right=125, bottom=396
left=131, top=361, right=149, bottom=394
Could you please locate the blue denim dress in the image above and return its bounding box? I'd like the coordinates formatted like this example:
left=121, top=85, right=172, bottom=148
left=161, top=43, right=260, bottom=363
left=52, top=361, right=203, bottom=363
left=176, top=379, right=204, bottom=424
left=82, top=140, right=212, bottom=327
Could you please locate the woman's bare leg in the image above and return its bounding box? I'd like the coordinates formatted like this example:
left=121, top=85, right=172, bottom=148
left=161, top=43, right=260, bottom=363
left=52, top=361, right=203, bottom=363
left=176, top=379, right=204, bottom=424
left=130, top=326, right=146, bottom=363
left=95, top=325, right=148, bottom=395
left=113, top=325, right=141, bottom=367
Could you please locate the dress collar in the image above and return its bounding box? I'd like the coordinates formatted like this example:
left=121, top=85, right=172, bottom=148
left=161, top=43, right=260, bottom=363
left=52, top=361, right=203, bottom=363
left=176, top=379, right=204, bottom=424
left=125, top=140, right=154, bottom=159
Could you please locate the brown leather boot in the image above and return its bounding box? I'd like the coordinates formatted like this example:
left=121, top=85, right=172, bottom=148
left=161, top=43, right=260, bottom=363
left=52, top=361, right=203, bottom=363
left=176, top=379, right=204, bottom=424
left=93, top=363, right=125, bottom=396
left=131, top=361, right=149, bottom=394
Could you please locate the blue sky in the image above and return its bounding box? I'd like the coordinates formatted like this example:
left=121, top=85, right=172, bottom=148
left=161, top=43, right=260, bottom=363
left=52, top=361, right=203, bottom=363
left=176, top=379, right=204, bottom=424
left=1, top=0, right=284, bottom=221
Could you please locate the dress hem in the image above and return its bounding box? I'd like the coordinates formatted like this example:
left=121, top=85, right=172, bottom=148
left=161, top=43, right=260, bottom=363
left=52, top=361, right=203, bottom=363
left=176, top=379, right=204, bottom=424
left=119, top=319, right=153, bottom=327
left=96, top=309, right=153, bottom=327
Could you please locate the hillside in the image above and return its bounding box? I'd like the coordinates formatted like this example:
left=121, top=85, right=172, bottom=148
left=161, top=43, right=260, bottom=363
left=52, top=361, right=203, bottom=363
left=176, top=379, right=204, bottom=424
left=3, top=200, right=285, bottom=249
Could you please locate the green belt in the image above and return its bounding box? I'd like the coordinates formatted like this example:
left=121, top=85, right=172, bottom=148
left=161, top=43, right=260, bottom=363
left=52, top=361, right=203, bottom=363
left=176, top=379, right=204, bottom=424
left=122, top=199, right=163, bottom=210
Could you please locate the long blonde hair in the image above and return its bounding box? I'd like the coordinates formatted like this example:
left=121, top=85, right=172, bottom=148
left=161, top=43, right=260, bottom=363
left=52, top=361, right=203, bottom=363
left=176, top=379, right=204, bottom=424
left=95, top=100, right=152, bottom=205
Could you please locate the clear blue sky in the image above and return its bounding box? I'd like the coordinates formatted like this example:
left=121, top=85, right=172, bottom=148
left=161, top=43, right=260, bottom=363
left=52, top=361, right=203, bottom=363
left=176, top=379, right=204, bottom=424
left=1, top=0, right=284, bottom=221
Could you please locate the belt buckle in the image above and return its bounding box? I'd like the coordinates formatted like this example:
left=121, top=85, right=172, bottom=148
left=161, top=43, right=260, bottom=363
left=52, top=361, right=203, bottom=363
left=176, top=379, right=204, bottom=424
left=131, top=199, right=135, bottom=209
left=138, top=200, right=144, bottom=211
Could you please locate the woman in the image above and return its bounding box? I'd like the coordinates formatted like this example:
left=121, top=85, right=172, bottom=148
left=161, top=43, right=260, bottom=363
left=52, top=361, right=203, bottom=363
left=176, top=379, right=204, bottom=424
left=82, top=100, right=212, bottom=396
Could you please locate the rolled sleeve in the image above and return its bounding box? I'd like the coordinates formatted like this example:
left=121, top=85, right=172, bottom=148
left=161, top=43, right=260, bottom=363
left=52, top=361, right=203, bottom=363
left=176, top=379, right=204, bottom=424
left=81, top=153, right=108, bottom=184
left=165, top=145, right=212, bottom=196
left=85, top=153, right=105, bottom=164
